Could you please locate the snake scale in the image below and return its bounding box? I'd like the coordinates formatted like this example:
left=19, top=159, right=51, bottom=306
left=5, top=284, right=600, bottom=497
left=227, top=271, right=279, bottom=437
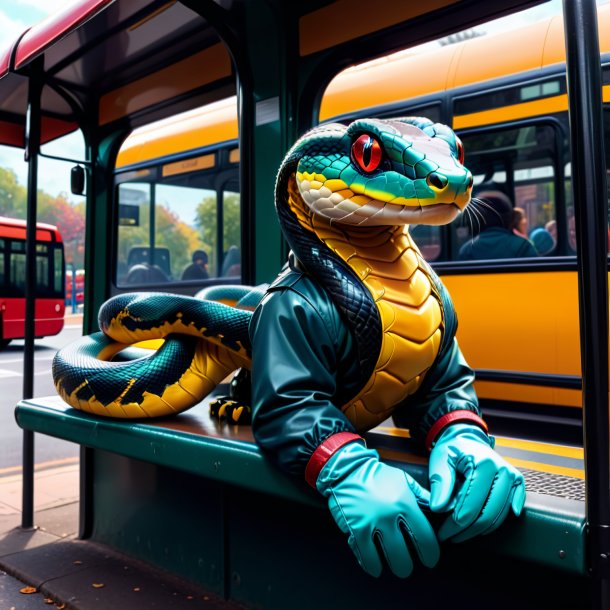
left=53, top=117, right=472, bottom=427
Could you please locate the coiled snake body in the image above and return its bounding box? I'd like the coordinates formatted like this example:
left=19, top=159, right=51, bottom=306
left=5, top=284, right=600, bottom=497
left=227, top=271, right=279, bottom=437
left=53, top=117, right=472, bottom=428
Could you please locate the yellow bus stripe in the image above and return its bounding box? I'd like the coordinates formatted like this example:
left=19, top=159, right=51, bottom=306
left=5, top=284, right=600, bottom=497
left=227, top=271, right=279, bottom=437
left=505, top=456, right=584, bottom=480
left=453, top=94, right=568, bottom=130
left=495, top=437, right=583, bottom=459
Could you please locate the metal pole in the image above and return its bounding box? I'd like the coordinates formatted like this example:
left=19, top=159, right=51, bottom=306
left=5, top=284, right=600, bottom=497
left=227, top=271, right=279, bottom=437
left=70, top=263, right=77, bottom=314
left=21, top=60, right=43, bottom=529
left=562, top=0, right=610, bottom=603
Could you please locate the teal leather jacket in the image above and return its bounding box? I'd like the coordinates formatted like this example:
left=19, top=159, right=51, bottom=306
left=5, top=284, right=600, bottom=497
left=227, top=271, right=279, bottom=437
left=250, top=262, right=481, bottom=477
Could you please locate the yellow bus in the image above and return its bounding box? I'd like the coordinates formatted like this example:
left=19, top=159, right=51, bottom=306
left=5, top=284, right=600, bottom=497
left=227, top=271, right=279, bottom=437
left=114, top=5, right=610, bottom=441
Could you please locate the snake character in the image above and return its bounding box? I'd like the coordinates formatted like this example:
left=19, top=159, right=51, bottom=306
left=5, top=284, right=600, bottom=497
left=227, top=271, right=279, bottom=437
left=53, top=117, right=526, bottom=577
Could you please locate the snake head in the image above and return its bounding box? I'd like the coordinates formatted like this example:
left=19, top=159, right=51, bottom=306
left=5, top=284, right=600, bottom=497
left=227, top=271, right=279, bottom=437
left=292, top=117, right=473, bottom=226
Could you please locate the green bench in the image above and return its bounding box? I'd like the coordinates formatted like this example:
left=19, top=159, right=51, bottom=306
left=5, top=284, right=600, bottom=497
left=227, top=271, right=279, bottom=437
left=15, top=394, right=591, bottom=609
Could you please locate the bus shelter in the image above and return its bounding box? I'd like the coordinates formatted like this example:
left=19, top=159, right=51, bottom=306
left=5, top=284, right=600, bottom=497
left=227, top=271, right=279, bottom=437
left=0, top=0, right=608, bottom=607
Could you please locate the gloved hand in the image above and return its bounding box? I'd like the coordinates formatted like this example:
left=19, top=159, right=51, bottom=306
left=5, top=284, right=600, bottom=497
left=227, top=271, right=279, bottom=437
left=316, top=440, right=440, bottom=578
left=428, top=423, right=526, bottom=543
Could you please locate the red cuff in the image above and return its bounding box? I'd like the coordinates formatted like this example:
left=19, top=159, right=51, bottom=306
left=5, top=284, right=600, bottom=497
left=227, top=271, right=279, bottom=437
left=425, top=410, right=488, bottom=452
left=304, top=432, right=362, bottom=488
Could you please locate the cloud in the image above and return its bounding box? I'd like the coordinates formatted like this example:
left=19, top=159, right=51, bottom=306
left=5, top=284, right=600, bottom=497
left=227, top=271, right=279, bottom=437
left=0, top=10, right=27, bottom=55
left=15, top=0, right=79, bottom=15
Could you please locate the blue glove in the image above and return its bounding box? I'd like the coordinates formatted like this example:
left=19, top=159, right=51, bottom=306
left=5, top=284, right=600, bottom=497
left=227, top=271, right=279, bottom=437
left=316, top=441, right=440, bottom=578
left=428, top=423, right=526, bottom=542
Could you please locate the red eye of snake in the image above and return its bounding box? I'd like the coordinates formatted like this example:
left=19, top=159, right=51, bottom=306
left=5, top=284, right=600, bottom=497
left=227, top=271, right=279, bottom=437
left=351, top=134, right=382, bottom=173
left=456, top=137, right=465, bottom=165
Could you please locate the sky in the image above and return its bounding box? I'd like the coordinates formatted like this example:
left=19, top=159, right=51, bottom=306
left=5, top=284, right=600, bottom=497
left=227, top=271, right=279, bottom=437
left=0, top=0, right=605, bottom=201
left=0, top=0, right=85, bottom=200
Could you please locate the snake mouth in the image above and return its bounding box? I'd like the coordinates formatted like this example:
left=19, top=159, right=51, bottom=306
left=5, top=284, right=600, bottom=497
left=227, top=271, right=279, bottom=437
left=396, top=202, right=461, bottom=226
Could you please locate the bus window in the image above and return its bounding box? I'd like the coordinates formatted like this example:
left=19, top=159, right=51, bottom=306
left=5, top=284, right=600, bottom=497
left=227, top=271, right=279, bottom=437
left=0, top=239, right=4, bottom=287
left=454, top=123, right=559, bottom=260
left=10, top=241, right=26, bottom=294
left=409, top=225, right=441, bottom=261
left=114, top=97, right=241, bottom=290
left=221, top=188, right=241, bottom=277
left=156, top=183, right=217, bottom=280
left=0, top=217, right=65, bottom=344
left=116, top=183, right=153, bottom=284
left=563, top=163, right=575, bottom=253
left=36, top=244, right=50, bottom=296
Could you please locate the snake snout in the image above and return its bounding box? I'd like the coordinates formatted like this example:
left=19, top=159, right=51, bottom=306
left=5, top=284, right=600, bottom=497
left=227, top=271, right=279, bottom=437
left=426, top=172, right=448, bottom=191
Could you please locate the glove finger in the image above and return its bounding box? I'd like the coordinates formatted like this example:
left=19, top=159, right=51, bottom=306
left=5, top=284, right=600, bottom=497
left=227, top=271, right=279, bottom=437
left=445, top=473, right=514, bottom=542
left=429, top=451, right=456, bottom=512
left=405, top=475, right=431, bottom=509
left=511, top=477, right=526, bottom=516
left=375, top=528, right=414, bottom=579
left=329, top=493, right=382, bottom=577
left=350, top=531, right=383, bottom=578
left=451, top=458, right=497, bottom=529
left=398, top=513, right=441, bottom=569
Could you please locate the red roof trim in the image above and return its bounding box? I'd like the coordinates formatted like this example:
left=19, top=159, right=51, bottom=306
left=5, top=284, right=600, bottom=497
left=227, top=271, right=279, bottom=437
left=0, top=120, right=25, bottom=148
left=40, top=116, right=78, bottom=144
left=15, top=0, right=116, bottom=70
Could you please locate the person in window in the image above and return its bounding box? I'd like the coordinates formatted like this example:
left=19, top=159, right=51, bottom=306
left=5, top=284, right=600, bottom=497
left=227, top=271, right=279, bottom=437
left=181, top=250, right=210, bottom=280
left=458, top=190, right=537, bottom=260
left=511, top=207, right=529, bottom=238
left=530, top=226, right=556, bottom=256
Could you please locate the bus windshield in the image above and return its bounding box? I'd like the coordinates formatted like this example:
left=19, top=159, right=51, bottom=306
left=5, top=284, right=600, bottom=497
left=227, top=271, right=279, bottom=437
left=0, top=217, right=65, bottom=346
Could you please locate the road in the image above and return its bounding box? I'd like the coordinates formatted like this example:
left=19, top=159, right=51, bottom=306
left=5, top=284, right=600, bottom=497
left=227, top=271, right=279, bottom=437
left=0, top=317, right=83, bottom=472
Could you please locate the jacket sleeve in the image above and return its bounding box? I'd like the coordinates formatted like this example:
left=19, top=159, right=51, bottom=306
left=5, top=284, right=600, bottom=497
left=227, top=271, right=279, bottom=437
left=250, top=278, right=356, bottom=477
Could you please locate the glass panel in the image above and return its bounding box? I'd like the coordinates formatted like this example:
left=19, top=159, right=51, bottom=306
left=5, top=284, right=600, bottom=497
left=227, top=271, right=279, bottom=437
left=0, top=238, right=4, bottom=288
left=54, top=247, right=64, bottom=294
left=454, top=124, right=558, bottom=260
left=410, top=225, right=441, bottom=261
left=36, top=249, right=50, bottom=296
left=221, top=190, right=241, bottom=277
left=115, top=97, right=241, bottom=288
left=117, top=183, right=152, bottom=285
left=156, top=183, right=216, bottom=280
left=604, top=108, right=610, bottom=250
left=9, top=250, right=25, bottom=296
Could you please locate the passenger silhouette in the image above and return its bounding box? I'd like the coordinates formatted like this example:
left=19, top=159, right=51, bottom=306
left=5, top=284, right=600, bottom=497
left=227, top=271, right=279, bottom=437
left=182, top=250, right=210, bottom=280
left=458, top=190, right=537, bottom=260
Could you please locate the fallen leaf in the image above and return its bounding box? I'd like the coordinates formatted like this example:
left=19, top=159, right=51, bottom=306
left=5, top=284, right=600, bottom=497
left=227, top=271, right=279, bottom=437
left=73, top=560, right=83, bottom=565
left=92, top=583, right=105, bottom=589
left=133, top=587, right=141, bottom=592
left=56, top=604, right=66, bottom=609
left=44, top=599, right=54, bottom=605
left=19, top=586, right=37, bottom=594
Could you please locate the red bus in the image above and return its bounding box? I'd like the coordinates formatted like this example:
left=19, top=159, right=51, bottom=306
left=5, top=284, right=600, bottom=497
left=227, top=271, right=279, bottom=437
left=0, top=216, right=65, bottom=347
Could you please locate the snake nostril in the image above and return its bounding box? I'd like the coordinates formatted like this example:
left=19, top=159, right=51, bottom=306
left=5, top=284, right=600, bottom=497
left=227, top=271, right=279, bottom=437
left=427, top=172, right=448, bottom=190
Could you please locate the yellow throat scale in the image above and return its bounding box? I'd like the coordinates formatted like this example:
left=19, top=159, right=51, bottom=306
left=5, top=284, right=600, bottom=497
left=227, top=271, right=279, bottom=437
left=276, top=117, right=473, bottom=431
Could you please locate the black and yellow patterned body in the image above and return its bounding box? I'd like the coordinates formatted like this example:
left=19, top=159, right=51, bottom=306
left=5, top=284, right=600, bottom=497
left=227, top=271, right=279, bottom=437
left=53, top=117, right=473, bottom=427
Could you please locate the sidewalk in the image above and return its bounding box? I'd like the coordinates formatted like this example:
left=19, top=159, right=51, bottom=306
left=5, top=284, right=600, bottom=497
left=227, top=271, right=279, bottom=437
left=0, top=463, right=80, bottom=608
left=0, top=463, right=243, bottom=609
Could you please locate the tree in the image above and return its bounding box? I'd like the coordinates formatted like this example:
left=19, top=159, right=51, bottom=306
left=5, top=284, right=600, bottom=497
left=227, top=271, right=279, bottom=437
left=0, top=167, right=27, bottom=218
left=195, top=192, right=241, bottom=274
